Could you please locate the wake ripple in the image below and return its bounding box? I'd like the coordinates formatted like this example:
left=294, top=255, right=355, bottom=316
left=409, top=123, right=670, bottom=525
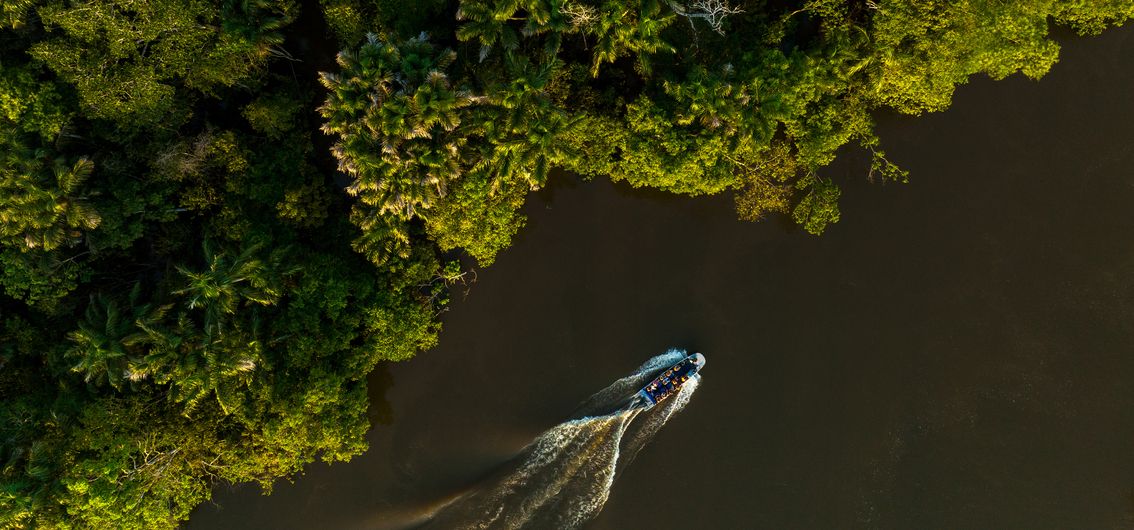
left=422, top=349, right=700, bottom=530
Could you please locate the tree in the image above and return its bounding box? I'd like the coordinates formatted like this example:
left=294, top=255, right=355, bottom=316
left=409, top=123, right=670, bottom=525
left=587, top=0, right=676, bottom=76
left=154, top=242, right=293, bottom=418
left=0, top=247, right=85, bottom=310
left=0, top=62, right=70, bottom=139
left=321, top=33, right=474, bottom=220
left=30, top=0, right=295, bottom=128
left=611, top=96, right=740, bottom=195
left=426, top=165, right=529, bottom=265
left=662, top=0, right=742, bottom=34
left=865, top=0, right=1061, bottom=115
left=456, top=0, right=523, bottom=59
left=0, top=64, right=101, bottom=252
left=173, top=241, right=291, bottom=335
left=488, top=105, right=581, bottom=189
left=320, top=33, right=479, bottom=264
left=1, top=0, right=36, bottom=28
left=1054, top=1, right=1134, bottom=35
left=663, top=65, right=749, bottom=133
left=152, top=315, right=263, bottom=417
left=65, top=286, right=168, bottom=389
left=791, top=174, right=841, bottom=235
left=456, top=0, right=567, bottom=60
left=0, top=142, right=101, bottom=252
left=734, top=141, right=798, bottom=222
left=5, top=0, right=1134, bottom=527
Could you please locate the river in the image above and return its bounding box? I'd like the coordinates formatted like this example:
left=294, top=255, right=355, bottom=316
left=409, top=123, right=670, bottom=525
left=189, top=24, right=1134, bottom=530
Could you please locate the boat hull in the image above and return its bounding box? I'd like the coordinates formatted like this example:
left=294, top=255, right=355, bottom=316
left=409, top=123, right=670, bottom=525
left=635, top=353, right=705, bottom=408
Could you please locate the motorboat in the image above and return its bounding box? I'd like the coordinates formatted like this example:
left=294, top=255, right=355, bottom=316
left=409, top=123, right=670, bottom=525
left=634, top=353, right=706, bottom=408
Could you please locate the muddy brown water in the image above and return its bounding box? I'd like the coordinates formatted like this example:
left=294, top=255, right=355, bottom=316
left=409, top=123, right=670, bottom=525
left=189, top=25, right=1134, bottom=530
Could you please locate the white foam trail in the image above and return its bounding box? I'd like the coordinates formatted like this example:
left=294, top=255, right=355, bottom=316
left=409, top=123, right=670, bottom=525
left=618, top=375, right=699, bottom=471
left=421, top=350, right=700, bottom=530
left=570, top=349, right=688, bottom=418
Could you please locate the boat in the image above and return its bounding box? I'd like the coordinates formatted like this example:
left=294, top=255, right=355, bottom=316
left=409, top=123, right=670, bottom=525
left=634, top=353, right=706, bottom=408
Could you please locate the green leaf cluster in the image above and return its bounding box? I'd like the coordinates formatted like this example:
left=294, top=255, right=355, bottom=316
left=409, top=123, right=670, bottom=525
left=1, top=0, right=1133, bottom=527
left=0, top=3, right=443, bottom=527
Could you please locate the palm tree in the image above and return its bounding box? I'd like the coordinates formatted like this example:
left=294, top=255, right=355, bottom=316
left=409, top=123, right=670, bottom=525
left=630, top=1, right=675, bottom=75
left=473, top=101, right=580, bottom=192
left=457, top=0, right=569, bottom=60
left=412, top=71, right=470, bottom=134
left=164, top=319, right=261, bottom=418
left=457, top=0, right=523, bottom=60
left=220, top=0, right=293, bottom=57
left=66, top=295, right=133, bottom=389
left=350, top=208, right=412, bottom=265
left=131, top=308, right=262, bottom=418
left=173, top=241, right=292, bottom=336
left=160, top=241, right=296, bottom=416
left=1, top=0, right=36, bottom=28
left=321, top=33, right=475, bottom=222
left=589, top=6, right=630, bottom=76
left=588, top=0, right=675, bottom=77
left=0, top=146, right=101, bottom=251
left=39, top=157, right=100, bottom=249
left=664, top=65, right=749, bottom=132
left=490, top=54, right=559, bottom=125
left=129, top=307, right=187, bottom=380
left=65, top=285, right=168, bottom=389
left=503, top=108, right=581, bottom=189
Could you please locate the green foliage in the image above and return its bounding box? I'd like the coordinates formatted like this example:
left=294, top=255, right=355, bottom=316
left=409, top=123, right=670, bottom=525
left=0, top=139, right=101, bottom=252
left=0, top=247, right=85, bottom=311
left=243, top=92, right=305, bottom=140
left=65, top=287, right=168, bottom=390
left=1055, top=0, right=1134, bottom=35
left=54, top=398, right=216, bottom=528
left=734, top=142, right=798, bottom=222
left=585, top=0, right=675, bottom=76
left=31, top=0, right=295, bottom=128
left=792, top=175, right=841, bottom=235
left=174, top=241, right=291, bottom=331
left=426, top=167, right=528, bottom=266
left=0, top=63, right=69, bottom=139
left=0, top=0, right=36, bottom=28
left=456, top=0, right=567, bottom=60
left=554, top=113, right=625, bottom=178
left=2, top=0, right=1133, bottom=527
left=321, top=0, right=369, bottom=45
left=320, top=0, right=449, bottom=46
left=319, top=32, right=588, bottom=265
left=1, top=3, right=447, bottom=525
left=276, top=178, right=332, bottom=228
left=321, top=0, right=1134, bottom=259
left=612, top=96, right=741, bottom=194
left=867, top=0, right=1061, bottom=114
left=319, top=33, right=471, bottom=221
left=0, top=64, right=104, bottom=264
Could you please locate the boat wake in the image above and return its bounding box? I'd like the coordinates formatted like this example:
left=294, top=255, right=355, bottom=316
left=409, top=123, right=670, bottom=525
left=420, top=350, right=700, bottom=529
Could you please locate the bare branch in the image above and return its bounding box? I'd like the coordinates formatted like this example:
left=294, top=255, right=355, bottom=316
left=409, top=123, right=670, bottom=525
left=562, top=2, right=599, bottom=31
left=664, top=0, right=744, bottom=35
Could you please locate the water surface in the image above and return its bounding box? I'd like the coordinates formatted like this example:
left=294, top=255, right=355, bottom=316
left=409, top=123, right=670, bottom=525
left=190, top=25, right=1134, bottom=529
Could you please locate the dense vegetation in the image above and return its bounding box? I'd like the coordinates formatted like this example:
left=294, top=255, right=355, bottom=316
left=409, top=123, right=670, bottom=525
left=1, top=0, right=1131, bottom=526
